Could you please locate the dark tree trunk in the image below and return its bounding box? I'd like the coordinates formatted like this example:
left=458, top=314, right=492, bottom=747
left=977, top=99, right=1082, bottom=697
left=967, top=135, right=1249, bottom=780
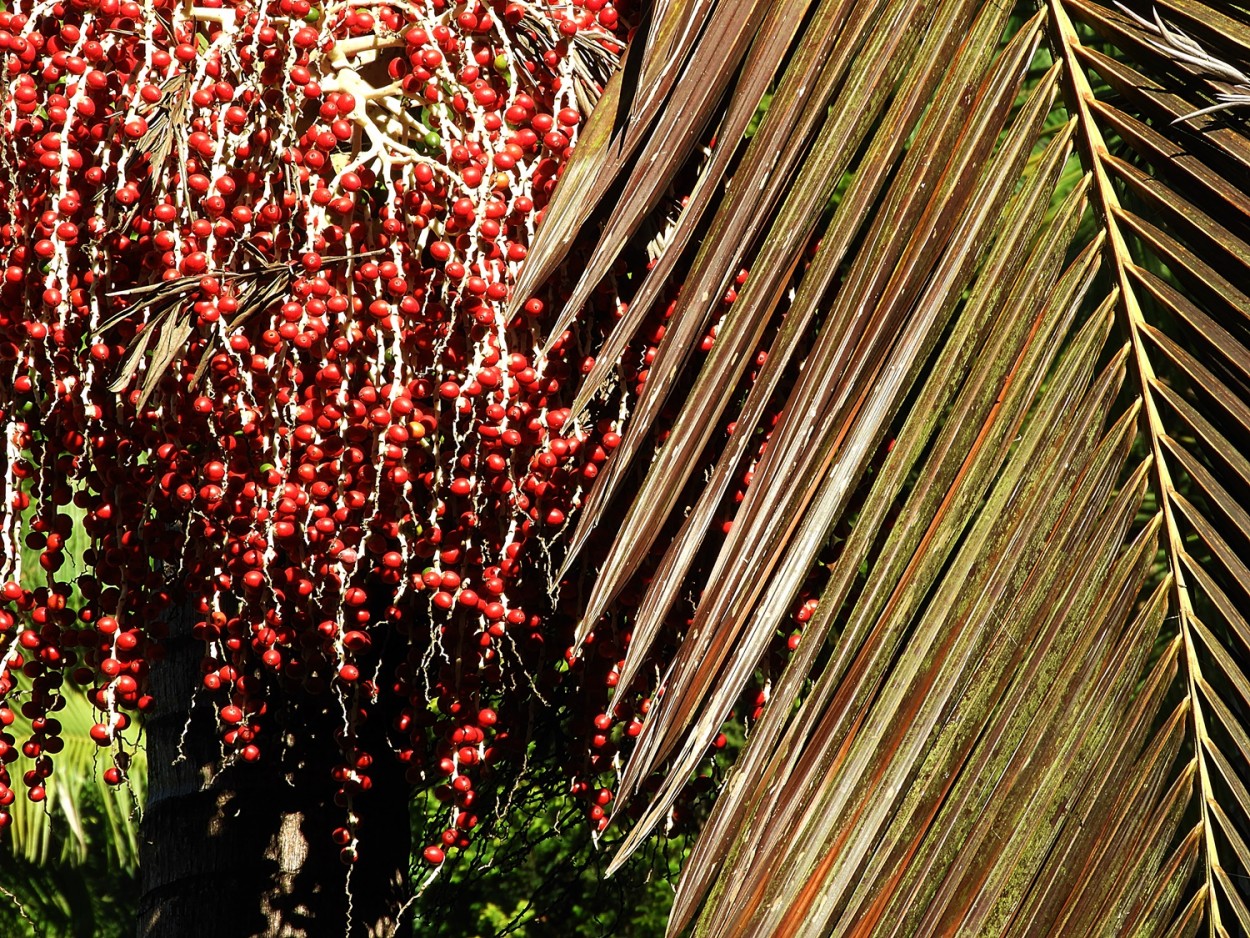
left=138, top=605, right=411, bottom=938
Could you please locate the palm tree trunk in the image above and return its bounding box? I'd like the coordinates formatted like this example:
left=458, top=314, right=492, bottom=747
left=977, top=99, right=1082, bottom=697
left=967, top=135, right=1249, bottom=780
left=138, top=605, right=411, bottom=938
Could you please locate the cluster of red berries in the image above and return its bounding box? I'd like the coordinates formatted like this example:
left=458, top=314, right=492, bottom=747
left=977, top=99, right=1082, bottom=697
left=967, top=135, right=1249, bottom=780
left=0, top=0, right=640, bottom=856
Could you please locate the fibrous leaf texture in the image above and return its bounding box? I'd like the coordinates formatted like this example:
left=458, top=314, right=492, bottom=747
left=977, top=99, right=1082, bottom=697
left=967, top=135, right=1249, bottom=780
left=522, top=0, right=1250, bottom=934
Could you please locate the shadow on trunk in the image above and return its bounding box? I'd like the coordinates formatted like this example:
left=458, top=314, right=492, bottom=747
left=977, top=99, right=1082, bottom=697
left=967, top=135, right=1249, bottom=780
left=138, top=603, right=411, bottom=938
